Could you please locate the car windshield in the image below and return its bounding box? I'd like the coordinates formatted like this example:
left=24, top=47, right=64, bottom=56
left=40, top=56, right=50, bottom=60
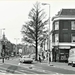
left=22, top=55, right=30, bottom=58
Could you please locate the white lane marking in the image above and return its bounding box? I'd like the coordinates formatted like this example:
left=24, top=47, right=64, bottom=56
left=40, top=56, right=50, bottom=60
left=43, top=70, right=45, bottom=72
left=18, top=63, right=21, bottom=65
left=31, top=65, right=34, bottom=67
left=20, top=69, right=38, bottom=74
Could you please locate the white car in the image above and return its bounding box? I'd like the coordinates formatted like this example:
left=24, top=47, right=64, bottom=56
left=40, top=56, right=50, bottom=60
left=30, top=54, right=35, bottom=59
left=19, top=55, right=33, bottom=63
left=68, top=48, right=75, bottom=67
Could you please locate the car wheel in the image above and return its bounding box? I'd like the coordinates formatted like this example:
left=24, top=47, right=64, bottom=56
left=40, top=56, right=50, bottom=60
left=72, top=62, right=75, bottom=67
left=68, top=63, right=71, bottom=66
left=30, top=62, right=32, bottom=63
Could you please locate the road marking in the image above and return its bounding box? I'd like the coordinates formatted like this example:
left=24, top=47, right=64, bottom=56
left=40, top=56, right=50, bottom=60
left=31, top=65, right=34, bottom=67
left=0, top=63, right=38, bottom=74
left=32, top=66, right=62, bottom=74
left=20, top=69, right=38, bottom=74
left=0, top=66, right=26, bottom=74
left=18, top=63, right=21, bottom=65
left=43, top=70, right=45, bottom=72
left=0, top=62, right=62, bottom=74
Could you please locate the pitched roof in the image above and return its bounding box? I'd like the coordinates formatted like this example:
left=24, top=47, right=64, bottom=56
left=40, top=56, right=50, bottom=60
left=58, top=9, right=75, bottom=15
left=52, top=9, right=75, bottom=21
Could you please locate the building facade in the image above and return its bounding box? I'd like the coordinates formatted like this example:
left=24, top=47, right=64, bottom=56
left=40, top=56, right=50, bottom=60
left=52, top=9, right=75, bottom=62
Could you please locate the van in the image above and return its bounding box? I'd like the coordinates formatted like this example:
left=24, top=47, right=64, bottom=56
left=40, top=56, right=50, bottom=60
left=68, top=48, right=75, bottom=67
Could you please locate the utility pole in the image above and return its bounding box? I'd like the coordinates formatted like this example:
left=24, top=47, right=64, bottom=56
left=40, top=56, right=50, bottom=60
left=14, top=38, right=19, bottom=56
left=42, top=3, right=52, bottom=64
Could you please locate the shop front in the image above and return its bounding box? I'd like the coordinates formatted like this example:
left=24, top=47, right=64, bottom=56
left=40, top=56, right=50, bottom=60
left=52, top=46, right=70, bottom=62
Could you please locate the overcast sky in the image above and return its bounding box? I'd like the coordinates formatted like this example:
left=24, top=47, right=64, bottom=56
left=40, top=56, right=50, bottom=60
left=0, top=0, right=75, bottom=44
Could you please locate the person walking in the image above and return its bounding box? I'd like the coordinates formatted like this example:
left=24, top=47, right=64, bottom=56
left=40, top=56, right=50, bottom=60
left=39, top=54, right=41, bottom=63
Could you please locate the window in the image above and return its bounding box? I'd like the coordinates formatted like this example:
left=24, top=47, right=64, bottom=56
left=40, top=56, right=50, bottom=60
left=63, top=33, right=69, bottom=42
left=63, top=21, right=69, bottom=29
left=55, top=21, right=59, bottom=30
left=55, top=34, right=59, bottom=45
left=72, top=34, right=75, bottom=42
left=71, top=21, right=75, bottom=30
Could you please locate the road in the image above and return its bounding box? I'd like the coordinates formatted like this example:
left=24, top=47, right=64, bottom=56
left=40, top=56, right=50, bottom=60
left=0, top=57, right=75, bottom=74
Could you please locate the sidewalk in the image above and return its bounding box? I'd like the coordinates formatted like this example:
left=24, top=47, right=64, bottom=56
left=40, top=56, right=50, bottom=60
left=33, top=60, right=75, bottom=71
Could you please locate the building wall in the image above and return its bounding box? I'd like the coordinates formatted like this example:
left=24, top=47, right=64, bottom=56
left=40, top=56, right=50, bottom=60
left=52, top=20, right=75, bottom=43
left=52, top=19, right=75, bottom=62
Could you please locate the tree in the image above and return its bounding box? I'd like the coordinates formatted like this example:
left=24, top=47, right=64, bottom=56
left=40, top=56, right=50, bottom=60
left=21, top=2, right=48, bottom=61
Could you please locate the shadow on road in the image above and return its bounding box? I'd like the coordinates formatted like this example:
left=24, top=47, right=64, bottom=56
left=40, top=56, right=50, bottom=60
left=6, top=65, right=18, bottom=73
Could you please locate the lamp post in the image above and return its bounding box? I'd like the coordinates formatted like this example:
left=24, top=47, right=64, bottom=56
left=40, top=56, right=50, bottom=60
left=14, top=38, right=19, bottom=56
left=55, top=39, right=59, bottom=62
left=42, top=3, right=51, bottom=64
left=0, top=28, right=5, bottom=39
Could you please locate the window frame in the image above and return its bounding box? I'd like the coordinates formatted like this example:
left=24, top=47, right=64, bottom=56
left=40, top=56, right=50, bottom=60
left=55, top=34, right=59, bottom=43
left=71, top=21, right=75, bottom=30
left=55, top=21, right=59, bottom=30
left=71, top=34, right=75, bottom=42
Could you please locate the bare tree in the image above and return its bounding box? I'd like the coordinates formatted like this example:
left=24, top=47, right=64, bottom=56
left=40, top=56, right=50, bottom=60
left=21, top=2, right=48, bottom=61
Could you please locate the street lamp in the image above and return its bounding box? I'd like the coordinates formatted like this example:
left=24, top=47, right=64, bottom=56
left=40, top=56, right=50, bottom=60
left=42, top=3, right=51, bottom=64
left=14, top=38, right=19, bottom=56
left=0, top=28, right=5, bottom=39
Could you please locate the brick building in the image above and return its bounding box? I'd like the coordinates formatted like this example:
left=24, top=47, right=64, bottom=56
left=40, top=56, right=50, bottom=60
left=52, top=9, right=75, bottom=62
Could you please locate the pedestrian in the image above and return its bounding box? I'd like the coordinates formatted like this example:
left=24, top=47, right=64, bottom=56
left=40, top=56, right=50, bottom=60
left=39, top=55, right=41, bottom=63
left=43, top=56, right=45, bottom=60
left=48, top=55, right=51, bottom=64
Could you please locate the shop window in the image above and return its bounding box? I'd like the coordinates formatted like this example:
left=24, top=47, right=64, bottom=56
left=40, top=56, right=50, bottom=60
left=55, top=21, right=59, bottom=30
left=71, top=21, right=75, bottom=30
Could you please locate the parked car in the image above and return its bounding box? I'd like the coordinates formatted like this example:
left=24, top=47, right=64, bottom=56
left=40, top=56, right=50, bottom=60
left=68, top=48, right=75, bottom=67
left=19, top=55, right=33, bottom=63
left=30, top=54, right=35, bottom=60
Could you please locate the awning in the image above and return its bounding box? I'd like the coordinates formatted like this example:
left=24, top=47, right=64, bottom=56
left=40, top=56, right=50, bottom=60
left=59, top=46, right=70, bottom=49
left=52, top=46, right=70, bottom=49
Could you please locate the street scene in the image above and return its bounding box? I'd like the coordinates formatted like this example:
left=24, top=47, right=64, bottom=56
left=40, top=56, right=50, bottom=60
left=0, top=57, right=75, bottom=74
left=0, top=0, right=75, bottom=74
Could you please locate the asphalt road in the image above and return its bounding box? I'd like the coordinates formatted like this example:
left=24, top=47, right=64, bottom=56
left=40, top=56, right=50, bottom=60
left=0, top=57, right=75, bottom=74
left=0, top=63, right=54, bottom=74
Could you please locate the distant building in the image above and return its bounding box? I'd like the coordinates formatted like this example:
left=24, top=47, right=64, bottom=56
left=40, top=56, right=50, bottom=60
left=22, top=44, right=35, bottom=55
left=52, top=9, right=75, bottom=62
left=0, top=41, right=2, bottom=57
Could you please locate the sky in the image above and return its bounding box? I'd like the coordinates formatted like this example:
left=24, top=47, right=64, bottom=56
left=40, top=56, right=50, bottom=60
left=0, top=0, right=75, bottom=44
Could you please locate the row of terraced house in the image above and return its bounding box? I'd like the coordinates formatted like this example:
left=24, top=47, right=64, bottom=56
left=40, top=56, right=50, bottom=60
left=41, top=9, right=75, bottom=62
left=0, top=33, right=18, bottom=58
